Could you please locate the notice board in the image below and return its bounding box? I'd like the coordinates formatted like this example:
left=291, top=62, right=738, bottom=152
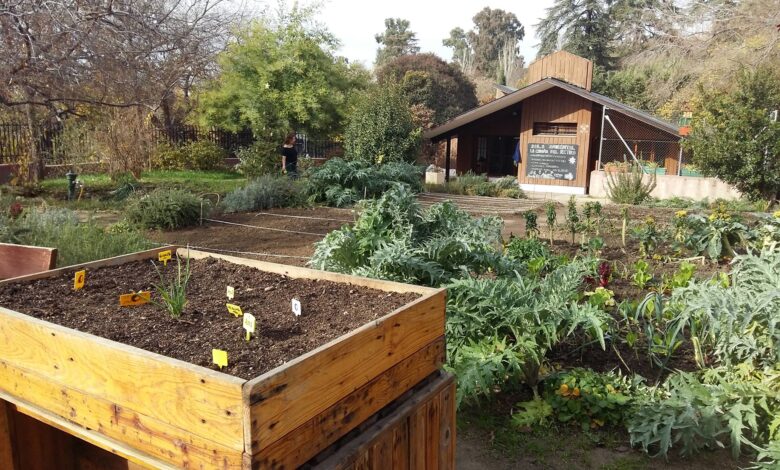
left=525, top=143, right=579, bottom=181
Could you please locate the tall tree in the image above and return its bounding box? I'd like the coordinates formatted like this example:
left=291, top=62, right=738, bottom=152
left=536, top=0, right=614, bottom=69
left=443, top=8, right=524, bottom=82
left=375, top=18, right=420, bottom=66
left=377, top=53, right=478, bottom=126
left=197, top=5, right=369, bottom=141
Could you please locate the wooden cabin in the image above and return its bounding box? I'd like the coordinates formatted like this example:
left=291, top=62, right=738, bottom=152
left=425, top=51, right=682, bottom=195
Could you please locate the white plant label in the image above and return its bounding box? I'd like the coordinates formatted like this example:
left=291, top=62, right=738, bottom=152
left=243, top=312, right=256, bottom=341
left=291, top=298, right=302, bottom=317
left=226, top=285, right=235, bottom=300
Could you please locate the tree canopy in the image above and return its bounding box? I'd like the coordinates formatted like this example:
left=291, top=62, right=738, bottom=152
left=377, top=54, right=478, bottom=126
left=196, top=7, right=369, bottom=141
left=685, top=67, right=780, bottom=205
left=375, top=18, right=420, bottom=66
left=536, top=0, right=614, bottom=69
left=443, top=8, right=524, bottom=82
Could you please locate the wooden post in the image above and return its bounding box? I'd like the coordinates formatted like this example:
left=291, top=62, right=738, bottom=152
left=597, top=105, right=606, bottom=169
left=445, top=136, right=451, bottom=183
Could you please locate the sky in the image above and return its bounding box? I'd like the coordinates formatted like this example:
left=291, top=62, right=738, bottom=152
left=252, top=0, right=555, bottom=68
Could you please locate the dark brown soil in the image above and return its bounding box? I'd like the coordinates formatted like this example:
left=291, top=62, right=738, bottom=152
left=0, top=257, right=419, bottom=380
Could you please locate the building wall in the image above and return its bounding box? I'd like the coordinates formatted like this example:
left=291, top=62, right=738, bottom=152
left=589, top=170, right=742, bottom=200
left=518, top=88, right=593, bottom=191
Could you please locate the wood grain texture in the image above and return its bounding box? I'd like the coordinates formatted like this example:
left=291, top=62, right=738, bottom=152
left=312, top=372, right=456, bottom=470
left=0, top=243, right=57, bottom=281
left=0, top=400, right=17, bottom=470
left=246, top=290, right=445, bottom=453
left=0, top=361, right=245, bottom=469
left=527, top=51, right=593, bottom=90
left=181, top=249, right=437, bottom=296
left=254, top=338, right=445, bottom=468
left=518, top=88, right=594, bottom=189
left=0, top=306, right=246, bottom=453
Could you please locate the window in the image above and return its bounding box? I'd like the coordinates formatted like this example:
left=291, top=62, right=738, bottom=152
left=533, top=122, right=577, bottom=136
left=477, top=137, right=487, bottom=161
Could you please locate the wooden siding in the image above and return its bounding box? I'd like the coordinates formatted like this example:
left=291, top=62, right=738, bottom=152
left=526, top=51, right=593, bottom=90
left=518, top=88, right=594, bottom=189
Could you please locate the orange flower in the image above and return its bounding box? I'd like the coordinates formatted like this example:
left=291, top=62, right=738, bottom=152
left=559, top=383, right=571, bottom=396
left=572, top=387, right=581, bottom=397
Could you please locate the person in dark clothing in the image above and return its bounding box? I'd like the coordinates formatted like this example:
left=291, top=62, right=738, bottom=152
left=281, top=133, right=298, bottom=178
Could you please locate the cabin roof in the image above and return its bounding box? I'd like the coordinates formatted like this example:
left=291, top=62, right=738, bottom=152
left=425, top=77, right=679, bottom=140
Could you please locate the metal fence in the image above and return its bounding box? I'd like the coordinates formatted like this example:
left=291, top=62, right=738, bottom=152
left=598, top=109, right=692, bottom=176
left=0, top=122, right=340, bottom=165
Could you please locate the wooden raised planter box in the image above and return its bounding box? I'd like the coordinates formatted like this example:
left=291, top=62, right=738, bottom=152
left=0, top=247, right=446, bottom=469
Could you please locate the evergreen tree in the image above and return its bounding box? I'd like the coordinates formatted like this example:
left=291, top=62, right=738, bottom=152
left=536, top=0, right=614, bottom=69
left=375, top=18, right=420, bottom=66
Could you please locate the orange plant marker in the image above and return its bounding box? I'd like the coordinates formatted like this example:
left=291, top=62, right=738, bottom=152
left=119, top=291, right=151, bottom=307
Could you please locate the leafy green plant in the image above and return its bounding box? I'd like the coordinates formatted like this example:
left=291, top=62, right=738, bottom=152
left=504, top=236, right=550, bottom=262
left=234, top=139, right=282, bottom=178
left=629, top=364, right=780, bottom=462
left=584, top=287, right=616, bottom=309
left=684, top=207, right=752, bottom=260
left=661, top=261, right=696, bottom=292
left=545, top=201, right=557, bottom=246
left=221, top=175, right=301, bottom=213
left=546, top=369, right=637, bottom=430
left=524, top=211, right=539, bottom=238
left=125, top=189, right=204, bottom=230
left=511, top=398, right=553, bottom=428
left=630, top=260, right=653, bottom=289
left=305, top=158, right=423, bottom=207
left=606, top=164, right=657, bottom=205
left=630, top=216, right=665, bottom=257
left=151, top=254, right=191, bottom=318
left=153, top=141, right=226, bottom=171
left=565, top=196, right=580, bottom=244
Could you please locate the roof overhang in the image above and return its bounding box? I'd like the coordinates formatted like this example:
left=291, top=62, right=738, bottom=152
left=424, top=78, right=679, bottom=140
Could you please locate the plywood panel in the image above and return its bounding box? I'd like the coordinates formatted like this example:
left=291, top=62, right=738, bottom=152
left=0, top=243, right=56, bottom=280
left=0, top=400, right=17, bottom=470
left=247, top=291, right=446, bottom=452
left=518, top=88, right=594, bottom=190
left=527, top=51, right=593, bottom=90
left=254, top=338, right=445, bottom=468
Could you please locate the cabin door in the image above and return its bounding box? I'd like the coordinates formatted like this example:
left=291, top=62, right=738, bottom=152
left=476, top=136, right=518, bottom=177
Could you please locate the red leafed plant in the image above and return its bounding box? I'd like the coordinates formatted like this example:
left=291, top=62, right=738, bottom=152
left=598, top=261, right=611, bottom=287
left=8, top=201, right=23, bottom=219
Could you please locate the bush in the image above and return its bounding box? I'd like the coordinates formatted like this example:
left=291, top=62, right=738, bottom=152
left=221, top=175, right=301, bottom=213
left=125, top=189, right=203, bottom=230
left=153, top=141, right=226, bottom=171
left=305, top=158, right=423, bottom=207
left=344, top=86, right=422, bottom=164
left=426, top=172, right=526, bottom=199
left=0, top=207, right=151, bottom=267
left=234, top=139, right=281, bottom=178
left=606, top=164, right=657, bottom=205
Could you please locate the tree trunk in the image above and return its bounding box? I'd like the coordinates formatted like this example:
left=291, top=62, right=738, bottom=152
left=23, top=102, right=44, bottom=183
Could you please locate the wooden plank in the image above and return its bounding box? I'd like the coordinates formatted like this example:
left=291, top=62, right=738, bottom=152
left=246, top=290, right=445, bottom=452
left=12, top=408, right=77, bottom=470
left=181, top=249, right=436, bottom=296
left=0, top=243, right=57, bottom=280
left=254, top=338, right=445, bottom=467
left=0, top=361, right=244, bottom=469
left=425, top=394, right=441, bottom=469
left=0, top=246, right=174, bottom=284
left=0, top=400, right=17, bottom=470
left=1, top=390, right=176, bottom=470
left=392, top=420, right=410, bottom=470
left=370, top=430, right=393, bottom=470
left=439, top=380, right=456, bottom=470
left=314, top=372, right=455, bottom=470
left=0, top=306, right=246, bottom=453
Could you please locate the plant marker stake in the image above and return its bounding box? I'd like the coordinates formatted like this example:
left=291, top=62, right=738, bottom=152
left=212, top=349, right=228, bottom=369
left=243, top=312, right=256, bottom=342
left=226, top=286, right=235, bottom=300
left=292, top=298, right=302, bottom=317
left=119, top=291, right=151, bottom=306
left=158, top=250, right=172, bottom=267
left=226, top=303, right=242, bottom=317
left=74, top=270, right=86, bottom=291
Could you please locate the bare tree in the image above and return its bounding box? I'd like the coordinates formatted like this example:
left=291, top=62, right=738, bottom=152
left=0, top=0, right=243, bottom=181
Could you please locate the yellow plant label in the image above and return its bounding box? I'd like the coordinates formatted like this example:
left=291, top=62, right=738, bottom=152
left=119, top=291, right=151, bottom=306
left=158, top=250, right=172, bottom=266
left=226, top=303, right=242, bottom=317
left=243, top=312, right=256, bottom=341
left=226, top=286, right=235, bottom=300
left=73, top=270, right=86, bottom=291
left=212, top=349, right=228, bottom=369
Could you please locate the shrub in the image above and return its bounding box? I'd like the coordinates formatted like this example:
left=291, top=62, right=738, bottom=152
left=606, top=164, right=657, bottom=205
left=344, top=86, right=422, bottom=164
left=0, top=207, right=151, bottom=267
left=504, top=236, right=550, bottom=262
left=125, top=189, right=203, bottom=230
left=305, top=158, right=423, bottom=207
left=234, top=139, right=281, bottom=178
left=152, top=143, right=187, bottom=170
left=153, top=141, right=226, bottom=171
left=221, top=175, right=301, bottom=213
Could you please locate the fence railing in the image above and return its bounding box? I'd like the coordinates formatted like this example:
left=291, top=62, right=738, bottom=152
left=0, top=122, right=340, bottom=165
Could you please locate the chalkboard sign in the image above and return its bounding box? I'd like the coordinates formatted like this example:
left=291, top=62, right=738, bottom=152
left=525, top=143, right=579, bottom=181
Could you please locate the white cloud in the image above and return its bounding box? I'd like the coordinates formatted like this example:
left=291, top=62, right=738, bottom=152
left=255, top=0, right=554, bottom=68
